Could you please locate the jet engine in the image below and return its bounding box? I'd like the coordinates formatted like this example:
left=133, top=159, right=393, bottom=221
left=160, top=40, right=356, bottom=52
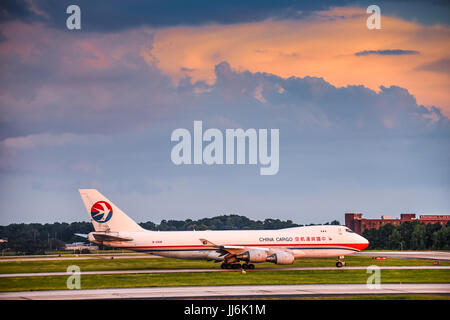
left=236, top=250, right=268, bottom=263
left=266, top=252, right=295, bottom=265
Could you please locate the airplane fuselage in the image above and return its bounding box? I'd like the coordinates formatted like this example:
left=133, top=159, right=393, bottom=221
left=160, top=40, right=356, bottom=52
left=92, top=225, right=369, bottom=261
left=80, top=189, right=369, bottom=267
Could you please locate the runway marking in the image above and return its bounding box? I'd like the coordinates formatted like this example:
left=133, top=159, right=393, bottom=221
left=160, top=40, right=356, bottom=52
left=1, top=266, right=449, bottom=278
left=1, top=283, right=449, bottom=300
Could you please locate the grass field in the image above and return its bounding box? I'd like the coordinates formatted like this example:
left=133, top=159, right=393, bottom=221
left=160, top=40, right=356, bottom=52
left=0, top=254, right=449, bottom=294
left=0, top=269, right=449, bottom=292
left=0, top=255, right=449, bottom=274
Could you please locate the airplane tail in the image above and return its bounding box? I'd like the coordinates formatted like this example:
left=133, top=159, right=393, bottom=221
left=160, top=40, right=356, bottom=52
left=79, top=189, right=144, bottom=233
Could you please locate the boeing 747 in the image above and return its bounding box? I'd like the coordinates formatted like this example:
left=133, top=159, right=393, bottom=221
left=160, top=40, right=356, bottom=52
left=79, top=189, right=369, bottom=269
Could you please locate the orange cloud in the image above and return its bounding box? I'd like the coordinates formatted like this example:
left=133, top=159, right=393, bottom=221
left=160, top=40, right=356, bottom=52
left=147, top=7, right=450, bottom=116
left=80, top=42, right=110, bottom=69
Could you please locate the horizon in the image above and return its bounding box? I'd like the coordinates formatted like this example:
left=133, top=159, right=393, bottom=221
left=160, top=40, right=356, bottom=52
left=3, top=211, right=449, bottom=228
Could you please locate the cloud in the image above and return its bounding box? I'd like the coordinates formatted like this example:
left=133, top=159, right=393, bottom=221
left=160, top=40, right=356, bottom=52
left=1, top=133, right=85, bottom=150
left=0, top=132, right=110, bottom=171
left=355, top=49, right=420, bottom=56
left=0, top=13, right=449, bottom=224
left=253, top=83, right=266, bottom=103
left=0, top=21, right=183, bottom=140
left=0, top=17, right=448, bottom=148
left=206, top=61, right=449, bottom=134
left=415, top=58, right=450, bottom=75
left=0, top=0, right=44, bottom=23
left=0, top=0, right=354, bottom=32
left=147, top=9, right=450, bottom=116
left=0, top=17, right=448, bottom=142
left=2, top=7, right=449, bottom=122
left=0, top=59, right=449, bottom=224
left=3, top=0, right=449, bottom=35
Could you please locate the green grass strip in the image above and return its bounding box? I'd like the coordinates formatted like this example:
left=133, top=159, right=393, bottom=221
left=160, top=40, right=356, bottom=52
left=1, top=256, right=448, bottom=274
left=0, top=269, right=449, bottom=292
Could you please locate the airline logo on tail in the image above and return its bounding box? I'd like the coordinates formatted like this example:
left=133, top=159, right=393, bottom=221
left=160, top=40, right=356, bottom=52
left=91, top=201, right=113, bottom=223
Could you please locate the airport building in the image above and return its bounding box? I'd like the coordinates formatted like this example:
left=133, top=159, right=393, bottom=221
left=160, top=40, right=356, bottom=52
left=345, top=213, right=450, bottom=234
left=65, top=242, right=99, bottom=251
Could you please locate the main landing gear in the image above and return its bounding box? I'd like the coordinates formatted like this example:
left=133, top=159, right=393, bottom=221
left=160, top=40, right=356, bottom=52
left=241, top=263, right=255, bottom=270
left=221, top=263, right=255, bottom=270
left=336, top=256, right=346, bottom=268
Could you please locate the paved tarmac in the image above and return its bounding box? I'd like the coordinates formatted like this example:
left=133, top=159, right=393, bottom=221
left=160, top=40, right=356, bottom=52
left=1, top=251, right=449, bottom=262
left=0, top=254, right=158, bottom=262
left=1, top=283, right=449, bottom=300
left=354, top=251, right=450, bottom=261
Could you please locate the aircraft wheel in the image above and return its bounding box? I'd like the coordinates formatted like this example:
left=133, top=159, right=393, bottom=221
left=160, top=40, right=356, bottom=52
left=336, top=261, right=343, bottom=268
left=241, top=263, right=248, bottom=270
left=248, top=264, right=255, bottom=269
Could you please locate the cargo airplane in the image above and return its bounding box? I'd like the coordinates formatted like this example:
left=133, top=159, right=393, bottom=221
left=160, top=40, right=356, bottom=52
left=78, top=189, right=369, bottom=269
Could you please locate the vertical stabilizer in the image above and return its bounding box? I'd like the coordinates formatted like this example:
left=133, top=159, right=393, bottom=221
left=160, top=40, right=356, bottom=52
left=79, top=189, right=144, bottom=233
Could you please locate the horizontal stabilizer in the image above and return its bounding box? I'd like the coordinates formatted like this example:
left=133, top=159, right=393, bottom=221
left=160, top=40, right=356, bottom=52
left=92, top=233, right=133, bottom=242
left=75, top=233, right=88, bottom=238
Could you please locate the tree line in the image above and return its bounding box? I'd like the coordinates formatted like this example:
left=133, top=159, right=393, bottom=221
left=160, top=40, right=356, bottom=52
left=362, top=221, right=449, bottom=250
left=12, top=214, right=440, bottom=254
left=1, top=216, right=447, bottom=254
left=0, top=215, right=339, bottom=254
left=139, top=215, right=339, bottom=232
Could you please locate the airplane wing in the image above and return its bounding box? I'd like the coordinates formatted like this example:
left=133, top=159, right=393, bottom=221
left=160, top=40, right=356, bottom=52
left=199, top=238, right=268, bottom=258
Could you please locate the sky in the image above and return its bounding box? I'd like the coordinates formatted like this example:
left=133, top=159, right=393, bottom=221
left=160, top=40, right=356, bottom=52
left=0, top=0, right=449, bottom=225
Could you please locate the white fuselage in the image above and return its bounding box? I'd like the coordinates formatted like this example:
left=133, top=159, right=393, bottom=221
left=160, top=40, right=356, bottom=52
left=97, top=225, right=369, bottom=261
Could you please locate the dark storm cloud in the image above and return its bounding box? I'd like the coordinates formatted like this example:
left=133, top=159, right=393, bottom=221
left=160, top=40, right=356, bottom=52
left=204, top=62, right=449, bottom=136
left=355, top=49, right=420, bottom=56
left=2, top=0, right=449, bottom=33
left=350, top=0, right=450, bottom=26
left=0, top=0, right=348, bottom=32
left=2, top=0, right=448, bottom=33
left=0, top=0, right=43, bottom=23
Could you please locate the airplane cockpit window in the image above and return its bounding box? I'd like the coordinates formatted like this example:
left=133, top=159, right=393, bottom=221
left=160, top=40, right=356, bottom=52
left=345, top=228, right=354, bottom=233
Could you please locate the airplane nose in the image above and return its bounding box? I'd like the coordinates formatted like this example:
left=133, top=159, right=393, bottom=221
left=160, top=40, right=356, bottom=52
left=359, top=235, right=369, bottom=250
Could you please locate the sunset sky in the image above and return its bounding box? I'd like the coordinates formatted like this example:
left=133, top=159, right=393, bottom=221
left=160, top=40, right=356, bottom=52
left=0, top=0, right=449, bottom=225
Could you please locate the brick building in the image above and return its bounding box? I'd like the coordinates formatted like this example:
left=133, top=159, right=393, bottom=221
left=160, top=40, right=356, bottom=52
left=345, top=213, right=450, bottom=234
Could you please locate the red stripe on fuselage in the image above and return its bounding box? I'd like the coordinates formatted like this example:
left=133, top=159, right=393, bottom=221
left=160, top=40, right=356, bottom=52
left=123, top=242, right=368, bottom=251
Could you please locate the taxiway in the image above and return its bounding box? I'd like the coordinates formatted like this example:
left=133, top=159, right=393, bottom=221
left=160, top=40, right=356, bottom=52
left=1, top=283, right=449, bottom=300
